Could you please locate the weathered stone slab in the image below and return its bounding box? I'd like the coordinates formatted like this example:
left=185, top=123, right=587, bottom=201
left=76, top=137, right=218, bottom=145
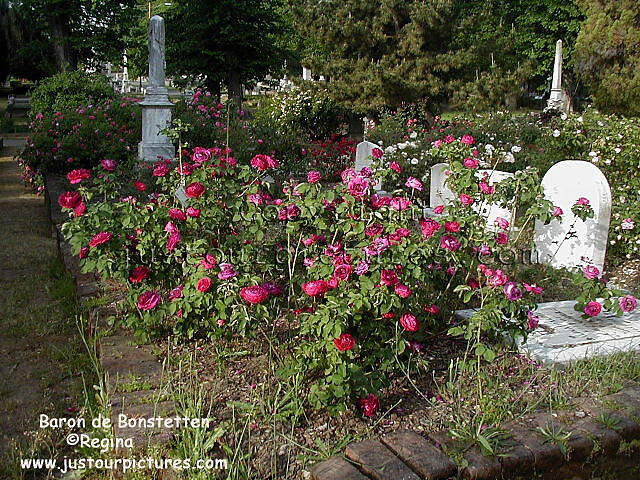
left=461, top=447, right=501, bottom=480
left=571, top=418, right=621, bottom=455
left=381, top=430, right=457, bottom=479
left=345, top=439, right=421, bottom=480
left=456, top=300, right=640, bottom=365
left=311, top=456, right=370, bottom=480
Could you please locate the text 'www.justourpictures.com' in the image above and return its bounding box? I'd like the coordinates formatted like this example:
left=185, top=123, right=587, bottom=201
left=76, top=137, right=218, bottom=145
left=21, top=456, right=228, bottom=474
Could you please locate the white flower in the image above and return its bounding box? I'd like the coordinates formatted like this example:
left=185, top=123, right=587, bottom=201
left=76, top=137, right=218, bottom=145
left=484, top=144, right=495, bottom=155
left=577, top=116, right=584, bottom=123
left=597, top=121, right=604, bottom=126
left=591, top=156, right=600, bottom=164
left=511, top=145, right=522, bottom=153
left=504, top=152, right=515, bottom=163
left=589, top=151, right=597, bottom=157
left=410, top=158, right=419, bottom=165
left=553, top=129, right=561, bottom=137
left=409, top=131, right=418, bottom=139
left=614, top=147, right=621, bottom=154
left=561, top=113, right=568, bottom=120
left=398, top=142, right=407, bottom=150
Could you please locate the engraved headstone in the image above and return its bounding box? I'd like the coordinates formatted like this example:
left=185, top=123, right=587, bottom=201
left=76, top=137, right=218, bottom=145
left=534, top=160, right=611, bottom=272
left=138, top=15, right=175, bottom=163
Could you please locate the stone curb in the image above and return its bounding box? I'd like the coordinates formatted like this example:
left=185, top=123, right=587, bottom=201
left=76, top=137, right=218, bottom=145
left=44, top=172, right=177, bottom=450
left=311, top=390, right=640, bottom=480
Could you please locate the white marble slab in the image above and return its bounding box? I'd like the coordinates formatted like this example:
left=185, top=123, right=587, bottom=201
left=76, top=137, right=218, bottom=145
left=456, top=300, right=640, bottom=365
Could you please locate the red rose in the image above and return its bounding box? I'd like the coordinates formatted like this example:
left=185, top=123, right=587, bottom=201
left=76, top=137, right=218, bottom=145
left=444, top=221, right=460, bottom=233
left=333, top=333, right=356, bottom=351
left=133, top=181, right=147, bottom=192
left=307, top=171, right=322, bottom=183
left=380, top=269, right=399, bottom=286
left=153, top=164, right=170, bottom=177
left=73, top=202, right=87, bottom=217
left=100, top=159, right=117, bottom=171
left=137, top=291, right=161, bottom=310
left=240, top=285, right=270, bottom=304
left=359, top=394, right=380, bottom=417
left=185, top=182, right=206, bottom=198
left=88, top=231, right=112, bottom=247
left=169, top=208, right=187, bottom=220
left=382, top=312, right=396, bottom=319
left=302, top=280, right=330, bottom=297
left=584, top=301, right=602, bottom=317
left=129, top=265, right=151, bottom=283
left=334, top=264, right=353, bottom=281
left=186, top=207, right=201, bottom=217
left=78, top=247, right=89, bottom=259
left=67, top=168, right=91, bottom=184
left=424, top=304, right=440, bottom=315
left=250, top=154, right=278, bottom=171
left=58, top=191, right=82, bottom=209
left=399, top=313, right=420, bottom=332
left=197, top=277, right=212, bottom=292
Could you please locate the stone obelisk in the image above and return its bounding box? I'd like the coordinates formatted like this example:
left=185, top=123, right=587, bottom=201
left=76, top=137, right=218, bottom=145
left=546, top=39, right=565, bottom=112
left=138, top=15, right=175, bottom=163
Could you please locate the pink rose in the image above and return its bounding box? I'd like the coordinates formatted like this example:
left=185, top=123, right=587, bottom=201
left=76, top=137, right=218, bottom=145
left=100, top=159, right=117, bottom=171
left=524, top=283, right=544, bottom=294
left=479, top=182, right=495, bottom=195
left=459, top=194, right=474, bottom=206
left=201, top=253, right=217, bottom=269
left=153, top=164, right=170, bottom=177
left=371, top=147, right=384, bottom=159
left=552, top=206, right=563, bottom=216
left=137, top=291, right=161, bottom=310
left=584, top=301, right=602, bottom=317
left=619, top=295, right=638, bottom=313
left=389, top=197, right=411, bottom=211
left=250, top=154, right=278, bottom=171
left=58, top=191, right=82, bottom=209
left=444, top=221, right=460, bottom=233
left=583, top=265, right=600, bottom=279
left=347, top=176, right=370, bottom=198
left=433, top=205, right=445, bottom=215
left=333, top=333, right=356, bottom=351
left=503, top=282, right=523, bottom=301
left=197, top=277, right=212, bottom=292
left=527, top=311, right=540, bottom=330
left=185, top=182, right=205, bottom=198
left=78, top=247, right=89, bottom=259
left=576, top=197, right=590, bottom=206
left=424, top=304, right=440, bottom=315
left=191, top=146, right=211, bottom=163
left=495, top=232, right=509, bottom=245
left=388, top=161, right=402, bottom=173
left=88, top=231, right=112, bottom=247
left=169, top=208, right=187, bottom=221
left=405, top=177, right=423, bottom=191
left=166, top=232, right=181, bottom=251
left=460, top=134, right=475, bottom=145
left=73, top=202, right=87, bottom=217
left=186, top=207, right=201, bottom=217
left=240, top=285, right=270, bottom=304
left=380, top=269, right=400, bottom=286
left=218, top=263, right=239, bottom=280
left=307, top=171, right=321, bottom=183
left=169, top=285, right=184, bottom=301
left=463, top=157, right=479, bottom=168
left=394, top=284, right=411, bottom=298
left=67, top=168, right=91, bottom=184
left=440, top=235, right=461, bottom=251
left=494, top=217, right=509, bottom=230
left=302, top=280, right=330, bottom=297
left=399, top=313, right=420, bottom=332
left=359, top=394, right=380, bottom=417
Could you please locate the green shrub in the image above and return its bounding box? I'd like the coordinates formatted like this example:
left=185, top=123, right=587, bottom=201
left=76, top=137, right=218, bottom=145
left=30, top=71, right=115, bottom=117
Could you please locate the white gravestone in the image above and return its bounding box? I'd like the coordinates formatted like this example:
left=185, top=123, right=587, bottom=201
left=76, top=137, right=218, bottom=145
left=534, top=160, right=611, bottom=272
left=427, top=164, right=513, bottom=228
left=355, top=141, right=383, bottom=192
left=456, top=300, right=640, bottom=365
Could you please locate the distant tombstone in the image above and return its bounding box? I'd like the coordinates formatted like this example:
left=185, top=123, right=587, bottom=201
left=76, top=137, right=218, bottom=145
left=302, top=66, right=312, bottom=81
left=429, top=163, right=454, bottom=208
left=534, top=160, right=611, bottom=272
left=355, top=141, right=383, bottom=192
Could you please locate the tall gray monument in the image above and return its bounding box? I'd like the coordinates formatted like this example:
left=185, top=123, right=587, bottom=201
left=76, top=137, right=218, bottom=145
left=138, top=15, right=175, bottom=163
left=546, top=40, right=570, bottom=113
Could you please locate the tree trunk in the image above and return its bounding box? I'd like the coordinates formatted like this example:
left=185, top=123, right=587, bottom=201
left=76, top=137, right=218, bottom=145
left=227, top=68, right=243, bottom=107
left=50, top=17, right=76, bottom=72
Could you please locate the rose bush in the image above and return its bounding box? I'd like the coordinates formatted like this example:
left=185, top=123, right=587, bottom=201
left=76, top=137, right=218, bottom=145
left=60, top=130, right=637, bottom=413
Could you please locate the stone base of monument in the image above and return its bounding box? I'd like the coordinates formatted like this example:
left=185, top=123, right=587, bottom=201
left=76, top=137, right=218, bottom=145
left=138, top=142, right=175, bottom=163
left=455, top=300, right=640, bottom=365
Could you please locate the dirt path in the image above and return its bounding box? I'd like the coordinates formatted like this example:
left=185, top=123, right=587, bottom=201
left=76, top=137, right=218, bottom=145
left=0, top=139, right=87, bottom=478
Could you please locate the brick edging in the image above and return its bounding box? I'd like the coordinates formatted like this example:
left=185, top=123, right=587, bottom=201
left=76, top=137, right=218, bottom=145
left=311, top=386, right=640, bottom=480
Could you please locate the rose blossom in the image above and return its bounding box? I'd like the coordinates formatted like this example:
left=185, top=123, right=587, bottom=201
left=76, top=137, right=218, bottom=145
left=584, top=301, right=602, bottom=317
left=240, top=285, right=270, bottom=304
left=433, top=205, right=445, bottom=215
left=218, top=263, right=239, bottom=280
left=444, top=221, right=460, bottom=233
left=334, top=264, right=353, bottom=281
left=494, top=217, right=509, bottom=230
left=495, top=232, right=509, bottom=245
left=133, top=181, right=146, bottom=192
left=307, top=171, right=321, bottom=183
left=201, top=253, right=217, bottom=269
left=197, top=277, right=212, bottom=292
left=479, top=182, right=495, bottom=195
left=388, top=161, right=402, bottom=173
left=371, top=147, right=384, bottom=159
left=576, top=197, right=590, bottom=206
left=394, top=284, right=411, bottom=298
left=73, top=202, right=86, bottom=217
left=365, top=224, right=384, bottom=237
left=261, top=282, right=283, bottom=296
left=503, top=282, right=523, bottom=301
left=380, top=269, right=399, bottom=286
left=185, top=182, right=206, bottom=198
left=153, top=164, right=170, bottom=176
left=524, top=283, right=544, bottom=294
left=552, top=206, right=563, bottom=216
left=405, top=177, right=423, bottom=191
left=583, top=265, right=600, bottom=279
left=169, top=208, right=187, bottom=221
left=355, top=261, right=370, bottom=275
left=191, top=147, right=211, bottom=163
left=359, top=394, right=380, bottom=417
left=250, top=154, right=278, bottom=171
left=333, top=333, right=356, bottom=351
left=89, top=231, right=112, bottom=247
left=390, top=197, right=411, bottom=211
left=169, top=285, right=184, bottom=301
left=463, top=157, right=479, bottom=168
left=619, top=295, right=638, bottom=313
left=487, top=269, right=508, bottom=286
left=186, top=207, right=201, bottom=217
left=460, top=134, right=475, bottom=145
left=459, top=194, right=474, bottom=206
left=424, top=304, right=440, bottom=315
left=166, top=232, right=181, bottom=251
left=347, top=176, right=370, bottom=198
left=100, top=159, right=117, bottom=171
left=78, top=247, right=89, bottom=259
left=58, top=191, right=82, bottom=209
left=137, top=291, right=161, bottom=310
left=400, top=313, right=420, bottom=332
left=527, top=311, right=540, bottom=330
left=440, top=235, right=461, bottom=251
left=302, top=280, right=330, bottom=297
left=66, top=168, right=91, bottom=184
left=129, top=266, right=151, bottom=283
